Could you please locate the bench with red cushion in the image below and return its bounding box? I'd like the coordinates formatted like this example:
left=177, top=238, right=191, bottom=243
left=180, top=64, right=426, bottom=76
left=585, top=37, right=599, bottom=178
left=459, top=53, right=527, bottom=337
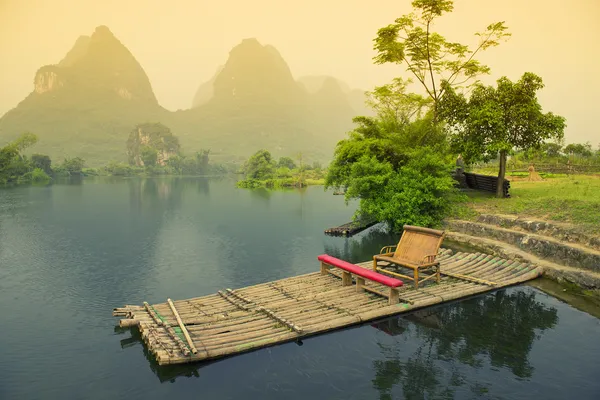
left=317, top=254, right=403, bottom=287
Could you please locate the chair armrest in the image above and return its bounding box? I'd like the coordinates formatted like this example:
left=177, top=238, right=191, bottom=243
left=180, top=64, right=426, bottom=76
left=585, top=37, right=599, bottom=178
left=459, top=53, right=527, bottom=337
left=380, top=245, right=397, bottom=254
left=420, top=253, right=439, bottom=265
left=374, top=252, right=395, bottom=259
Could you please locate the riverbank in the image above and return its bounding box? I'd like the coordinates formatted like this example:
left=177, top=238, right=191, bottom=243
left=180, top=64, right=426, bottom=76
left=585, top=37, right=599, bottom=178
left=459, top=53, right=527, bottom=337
left=453, top=174, right=600, bottom=235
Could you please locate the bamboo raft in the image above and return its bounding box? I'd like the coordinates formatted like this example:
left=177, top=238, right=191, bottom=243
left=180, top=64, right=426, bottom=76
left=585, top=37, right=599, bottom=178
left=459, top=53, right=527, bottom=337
left=324, top=220, right=378, bottom=236
left=113, top=249, right=542, bottom=366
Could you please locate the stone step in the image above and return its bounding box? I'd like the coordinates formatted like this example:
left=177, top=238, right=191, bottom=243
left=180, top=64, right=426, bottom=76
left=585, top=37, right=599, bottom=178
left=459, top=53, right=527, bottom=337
left=445, top=232, right=600, bottom=290
left=445, top=219, right=600, bottom=274
left=476, top=214, right=600, bottom=252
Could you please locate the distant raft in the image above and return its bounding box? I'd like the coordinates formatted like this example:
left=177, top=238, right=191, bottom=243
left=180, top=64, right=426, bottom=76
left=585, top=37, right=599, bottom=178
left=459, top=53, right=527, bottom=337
left=324, top=220, right=378, bottom=237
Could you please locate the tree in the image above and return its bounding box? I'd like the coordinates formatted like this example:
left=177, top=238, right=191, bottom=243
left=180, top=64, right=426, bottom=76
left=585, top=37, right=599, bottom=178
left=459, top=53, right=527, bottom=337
left=62, top=157, right=86, bottom=175
left=564, top=142, right=593, bottom=158
left=31, top=154, right=52, bottom=174
left=540, top=142, right=562, bottom=158
left=243, top=149, right=276, bottom=180
left=440, top=72, right=566, bottom=197
left=277, top=156, right=296, bottom=170
left=373, top=0, right=510, bottom=120
left=365, top=77, right=431, bottom=130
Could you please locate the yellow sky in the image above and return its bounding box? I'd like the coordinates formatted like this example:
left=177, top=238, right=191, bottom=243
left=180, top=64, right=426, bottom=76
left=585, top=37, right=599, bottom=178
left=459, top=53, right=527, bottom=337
left=1, top=0, right=598, bottom=144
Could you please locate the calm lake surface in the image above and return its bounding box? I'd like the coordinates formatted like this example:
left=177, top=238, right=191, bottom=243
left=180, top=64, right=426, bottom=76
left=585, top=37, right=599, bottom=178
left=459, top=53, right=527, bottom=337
left=1, top=177, right=599, bottom=400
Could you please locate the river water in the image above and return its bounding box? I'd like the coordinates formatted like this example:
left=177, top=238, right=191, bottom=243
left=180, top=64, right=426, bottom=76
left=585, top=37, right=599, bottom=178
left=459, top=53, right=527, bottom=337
left=0, top=177, right=599, bottom=399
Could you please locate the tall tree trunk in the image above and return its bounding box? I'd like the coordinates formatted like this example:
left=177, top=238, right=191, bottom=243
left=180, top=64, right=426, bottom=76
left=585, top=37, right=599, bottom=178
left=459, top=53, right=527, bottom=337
left=497, top=150, right=507, bottom=198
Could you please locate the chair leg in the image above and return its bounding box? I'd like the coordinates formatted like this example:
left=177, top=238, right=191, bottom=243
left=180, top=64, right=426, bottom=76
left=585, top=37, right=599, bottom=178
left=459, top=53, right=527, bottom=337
left=372, top=257, right=378, bottom=271
left=414, top=268, right=419, bottom=289
left=436, top=266, right=440, bottom=283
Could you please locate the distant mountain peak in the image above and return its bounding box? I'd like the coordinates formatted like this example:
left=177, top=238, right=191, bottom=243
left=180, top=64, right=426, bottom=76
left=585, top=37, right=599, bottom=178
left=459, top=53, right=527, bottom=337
left=211, top=38, right=301, bottom=103
left=92, top=25, right=115, bottom=38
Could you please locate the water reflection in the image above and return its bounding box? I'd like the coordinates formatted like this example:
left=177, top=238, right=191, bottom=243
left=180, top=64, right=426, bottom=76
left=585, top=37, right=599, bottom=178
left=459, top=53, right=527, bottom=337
left=371, top=288, right=558, bottom=399
left=324, top=226, right=398, bottom=263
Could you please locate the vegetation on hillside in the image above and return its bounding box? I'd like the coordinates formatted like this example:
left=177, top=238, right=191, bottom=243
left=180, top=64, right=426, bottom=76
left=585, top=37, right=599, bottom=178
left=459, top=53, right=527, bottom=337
left=236, top=150, right=326, bottom=189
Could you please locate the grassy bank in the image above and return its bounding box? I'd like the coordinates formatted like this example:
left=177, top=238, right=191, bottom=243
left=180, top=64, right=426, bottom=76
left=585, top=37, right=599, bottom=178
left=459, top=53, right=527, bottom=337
left=453, top=175, right=600, bottom=234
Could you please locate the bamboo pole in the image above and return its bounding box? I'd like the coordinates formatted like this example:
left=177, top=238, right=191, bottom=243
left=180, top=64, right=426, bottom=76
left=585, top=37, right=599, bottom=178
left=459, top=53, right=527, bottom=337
left=167, top=298, right=198, bottom=355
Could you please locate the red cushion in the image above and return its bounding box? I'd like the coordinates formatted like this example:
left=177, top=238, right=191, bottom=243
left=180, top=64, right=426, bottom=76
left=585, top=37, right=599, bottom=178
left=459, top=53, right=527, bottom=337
left=318, top=254, right=403, bottom=287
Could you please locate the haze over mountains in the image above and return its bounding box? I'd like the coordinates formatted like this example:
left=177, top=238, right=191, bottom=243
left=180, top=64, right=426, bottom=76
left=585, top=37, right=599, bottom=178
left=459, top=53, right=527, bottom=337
left=0, top=26, right=371, bottom=165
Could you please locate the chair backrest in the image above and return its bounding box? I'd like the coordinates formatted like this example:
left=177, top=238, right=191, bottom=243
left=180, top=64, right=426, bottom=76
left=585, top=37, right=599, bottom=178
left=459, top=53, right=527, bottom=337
left=393, top=225, right=445, bottom=264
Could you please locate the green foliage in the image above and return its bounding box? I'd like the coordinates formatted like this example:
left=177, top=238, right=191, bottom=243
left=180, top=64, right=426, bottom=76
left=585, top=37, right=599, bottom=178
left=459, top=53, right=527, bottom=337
left=104, top=161, right=139, bottom=176
left=32, top=168, right=51, bottom=183
left=326, top=114, right=447, bottom=191
left=564, top=142, right=593, bottom=157
left=440, top=72, right=565, bottom=197
left=373, top=0, right=510, bottom=118
left=242, top=149, right=276, bottom=180
left=31, top=154, right=52, bottom=174
left=236, top=150, right=326, bottom=189
left=277, top=156, right=297, bottom=170
left=61, top=157, right=86, bottom=175
left=365, top=78, right=431, bottom=129
left=441, top=72, right=566, bottom=164
left=0, top=133, right=42, bottom=184
left=140, top=146, right=158, bottom=167
left=340, top=148, right=462, bottom=231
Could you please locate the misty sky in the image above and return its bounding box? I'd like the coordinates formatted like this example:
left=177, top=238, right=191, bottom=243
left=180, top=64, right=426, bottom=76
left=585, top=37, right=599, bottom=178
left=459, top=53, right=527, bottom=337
left=1, top=0, right=598, bottom=144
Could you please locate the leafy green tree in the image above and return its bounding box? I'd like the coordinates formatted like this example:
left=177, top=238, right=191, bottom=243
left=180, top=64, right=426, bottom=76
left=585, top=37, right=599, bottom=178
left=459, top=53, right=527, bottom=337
left=31, top=154, right=52, bottom=174
left=340, top=148, right=460, bottom=231
left=62, top=157, right=86, bottom=175
left=0, top=133, right=39, bottom=184
left=277, top=156, right=296, bottom=170
left=243, top=149, right=276, bottom=180
left=373, top=0, right=510, bottom=120
left=365, top=77, right=431, bottom=129
left=541, top=142, right=563, bottom=158
left=564, top=142, right=593, bottom=157
left=439, top=72, right=566, bottom=197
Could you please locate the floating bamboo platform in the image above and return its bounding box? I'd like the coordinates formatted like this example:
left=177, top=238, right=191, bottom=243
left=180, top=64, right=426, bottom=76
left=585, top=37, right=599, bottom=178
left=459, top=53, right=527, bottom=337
left=324, top=220, right=378, bottom=236
left=113, top=249, right=542, bottom=366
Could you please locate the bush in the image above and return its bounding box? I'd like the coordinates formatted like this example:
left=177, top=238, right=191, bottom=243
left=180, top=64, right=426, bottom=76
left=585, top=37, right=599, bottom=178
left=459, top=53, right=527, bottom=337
left=346, top=148, right=464, bottom=232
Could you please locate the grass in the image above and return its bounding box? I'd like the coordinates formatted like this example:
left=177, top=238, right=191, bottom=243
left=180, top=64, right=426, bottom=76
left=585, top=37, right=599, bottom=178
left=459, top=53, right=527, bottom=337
left=452, top=174, right=600, bottom=235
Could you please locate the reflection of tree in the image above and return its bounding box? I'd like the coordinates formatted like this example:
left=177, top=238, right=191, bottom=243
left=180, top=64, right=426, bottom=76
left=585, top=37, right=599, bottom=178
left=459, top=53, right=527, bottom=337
left=371, top=288, right=559, bottom=399
left=250, top=187, right=271, bottom=203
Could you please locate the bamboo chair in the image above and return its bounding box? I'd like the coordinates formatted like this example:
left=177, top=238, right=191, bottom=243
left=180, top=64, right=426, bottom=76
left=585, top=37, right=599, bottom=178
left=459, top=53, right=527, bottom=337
left=372, top=225, right=445, bottom=288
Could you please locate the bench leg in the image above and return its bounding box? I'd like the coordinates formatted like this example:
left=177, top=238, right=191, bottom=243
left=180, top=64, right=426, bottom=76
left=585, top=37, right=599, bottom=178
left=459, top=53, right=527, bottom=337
left=388, top=288, right=399, bottom=305
left=342, top=271, right=352, bottom=286
left=355, top=277, right=365, bottom=292
left=320, top=261, right=328, bottom=276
